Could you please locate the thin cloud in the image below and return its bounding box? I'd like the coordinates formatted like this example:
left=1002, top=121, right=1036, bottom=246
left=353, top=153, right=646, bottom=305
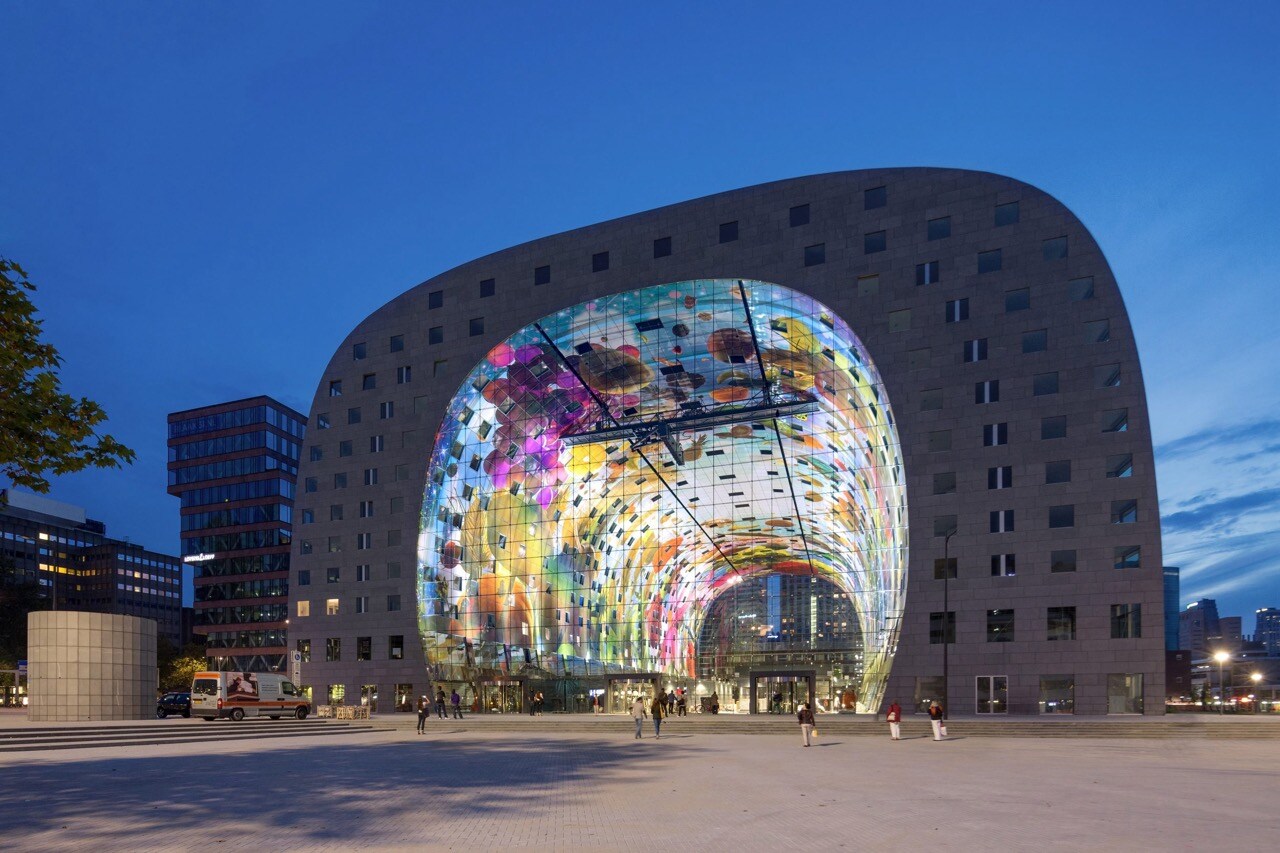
left=1156, top=418, right=1280, bottom=462
left=1161, top=487, right=1280, bottom=536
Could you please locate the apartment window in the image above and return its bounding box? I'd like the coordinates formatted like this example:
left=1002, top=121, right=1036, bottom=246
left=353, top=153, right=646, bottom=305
left=1048, top=505, right=1075, bottom=528
left=325, top=637, right=341, bottom=661
left=297, top=639, right=311, bottom=663
left=975, top=380, right=999, bottom=404
left=928, top=429, right=952, bottom=452
left=916, top=260, right=940, bottom=285
left=363, top=468, right=378, bottom=486
left=355, top=597, right=369, bottom=615
left=933, top=558, right=958, bottom=580
left=864, top=186, right=887, bottom=209
left=1045, top=460, right=1072, bottom=484
left=370, top=435, right=385, bottom=453
left=789, top=204, right=810, bottom=226
left=1033, top=372, right=1059, bottom=396
left=983, top=423, right=1009, bottom=447
left=309, top=446, right=323, bottom=462
left=1107, top=454, right=1133, bottom=479
left=432, top=360, right=446, bottom=377
left=1047, top=607, right=1076, bottom=641
left=304, top=477, right=318, bottom=493
left=387, top=561, right=402, bottom=579
left=301, top=509, right=315, bottom=525
left=329, top=504, right=343, bottom=522
left=356, top=533, right=372, bottom=550
left=480, top=278, right=496, bottom=298
left=1115, top=546, right=1141, bottom=570
left=988, top=466, right=1012, bottom=489
left=334, top=472, right=347, bottom=489
left=388, top=335, right=406, bottom=356
left=991, top=554, right=1016, bottom=577
left=1023, top=329, right=1048, bottom=354
left=387, top=529, right=401, bottom=546
left=397, top=365, right=411, bottom=384
left=325, top=598, right=339, bottom=616
left=1041, top=416, right=1067, bottom=440
left=1069, top=276, right=1095, bottom=301
left=352, top=342, right=367, bottom=361
left=339, top=440, right=352, bottom=458
left=990, top=510, right=1014, bottom=533
left=387, top=594, right=402, bottom=612
left=429, top=327, right=443, bottom=345
left=1103, top=409, right=1129, bottom=433
left=1111, top=500, right=1138, bottom=524
left=909, top=348, right=931, bottom=370
left=534, top=265, right=551, bottom=286
left=1085, top=319, right=1111, bottom=343
left=857, top=274, right=879, bottom=297
left=356, top=564, right=371, bottom=582
left=964, top=338, right=988, bottom=363
left=394, top=466, right=409, bottom=482
left=804, top=244, right=825, bottom=266
left=945, top=298, right=969, bottom=323
left=326, top=566, right=340, bottom=583
left=469, top=318, right=485, bottom=337
left=389, top=635, right=404, bottom=660
left=316, top=413, right=330, bottom=430
left=389, top=496, right=404, bottom=513
left=653, top=236, right=672, bottom=258
left=1095, top=364, right=1122, bottom=388
left=994, top=201, right=1020, bottom=226
left=328, top=380, right=343, bottom=397
left=933, top=515, right=958, bottom=537
left=591, top=251, right=609, bottom=273
left=932, top=472, right=957, bottom=495
left=929, top=611, right=955, bottom=644
left=864, top=230, right=886, bottom=254
left=347, top=407, right=361, bottom=425
left=1042, top=236, right=1069, bottom=260
left=380, top=401, right=394, bottom=419
left=977, top=249, right=1002, bottom=273
left=719, top=221, right=738, bottom=243
left=298, top=569, right=311, bottom=586
left=362, top=373, right=376, bottom=391
left=296, top=600, right=310, bottom=618
left=1002, top=291, right=1030, bottom=315
left=1111, top=604, right=1142, bottom=639
left=428, top=290, right=443, bottom=310
left=927, top=216, right=951, bottom=240
left=1051, top=549, right=1077, bottom=573
left=356, top=636, right=371, bottom=660
left=888, top=309, right=911, bottom=333
left=359, top=500, right=374, bottom=518
left=300, top=540, right=313, bottom=554
left=987, top=610, right=1014, bottom=642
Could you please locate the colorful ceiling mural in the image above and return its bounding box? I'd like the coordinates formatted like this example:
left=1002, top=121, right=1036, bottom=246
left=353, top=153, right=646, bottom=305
left=417, top=279, right=907, bottom=711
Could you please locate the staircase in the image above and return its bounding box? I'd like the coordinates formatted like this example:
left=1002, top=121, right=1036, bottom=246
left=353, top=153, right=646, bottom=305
left=0, top=718, right=375, bottom=752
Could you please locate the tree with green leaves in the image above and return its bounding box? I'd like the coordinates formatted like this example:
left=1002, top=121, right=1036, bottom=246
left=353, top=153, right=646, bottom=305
left=1, top=257, right=135, bottom=494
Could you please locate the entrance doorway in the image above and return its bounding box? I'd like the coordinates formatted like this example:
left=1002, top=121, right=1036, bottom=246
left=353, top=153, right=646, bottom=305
left=750, top=671, right=815, bottom=714
left=607, top=676, right=658, bottom=714
left=976, top=675, right=1008, bottom=714
left=478, top=678, right=525, bottom=713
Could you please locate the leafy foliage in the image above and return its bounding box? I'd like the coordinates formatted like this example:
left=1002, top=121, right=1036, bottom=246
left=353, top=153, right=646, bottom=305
left=158, top=637, right=208, bottom=691
left=0, top=258, right=135, bottom=493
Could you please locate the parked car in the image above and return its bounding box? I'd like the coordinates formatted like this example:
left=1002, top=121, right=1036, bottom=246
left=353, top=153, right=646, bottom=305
left=156, top=691, right=191, bottom=718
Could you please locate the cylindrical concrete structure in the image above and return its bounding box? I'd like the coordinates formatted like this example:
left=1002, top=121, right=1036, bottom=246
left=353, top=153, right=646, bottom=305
left=27, top=611, right=157, bottom=721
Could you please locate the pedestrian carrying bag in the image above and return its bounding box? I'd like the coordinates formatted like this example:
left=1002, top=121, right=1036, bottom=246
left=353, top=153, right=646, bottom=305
left=812, top=727, right=818, bottom=739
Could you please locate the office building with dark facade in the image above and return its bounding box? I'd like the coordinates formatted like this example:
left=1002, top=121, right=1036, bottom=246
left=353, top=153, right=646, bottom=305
left=0, top=490, right=184, bottom=645
left=167, top=397, right=305, bottom=671
left=289, top=169, right=1165, bottom=715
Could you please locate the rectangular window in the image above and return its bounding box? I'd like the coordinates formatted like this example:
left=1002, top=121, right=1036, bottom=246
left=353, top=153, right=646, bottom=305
left=592, top=251, right=609, bottom=272
left=932, top=472, right=957, bottom=495
left=1045, top=460, right=1071, bottom=484
left=379, top=401, right=393, bottom=420
left=1102, top=408, right=1129, bottom=433
left=920, top=388, right=943, bottom=411
left=928, top=429, right=952, bottom=452
left=469, top=318, right=485, bottom=337
left=428, top=290, right=443, bottom=310
left=389, top=635, right=404, bottom=660
left=990, top=509, right=1014, bottom=533
left=945, top=298, right=969, bottom=323
left=327, top=566, right=340, bottom=583
left=933, top=558, right=957, bottom=579
left=390, top=496, right=404, bottom=513
left=370, top=435, right=385, bottom=453
left=888, top=309, right=911, bottom=333
left=864, top=230, right=886, bottom=254
left=975, top=380, right=999, bottom=404
left=356, top=564, right=371, bottom=581
left=1051, top=549, right=1077, bottom=573
left=1111, top=604, right=1142, bottom=639
left=804, top=244, right=825, bottom=266
left=334, top=472, right=347, bottom=489
left=927, top=216, right=951, bottom=240
left=339, top=440, right=352, bottom=457
left=1111, top=500, right=1138, bottom=524
left=1005, top=289, right=1030, bottom=313
left=1042, top=236, right=1069, bottom=260
left=309, top=446, right=323, bottom=462
left=916, top=260, right=940, bottom=285
left=789, top=204, right=810, bottom=227
left=298, top=569, right=311, bottom=586
left=963, top=338, right=988, bottom=363
left=357, top=636, right=371, bottom=660
left=387, top=561, right=401, bottom=579
left=1095, top=364, right=1122, bottom=388
left=1022, top=329, right=1048, bottom=353
left=329, top=504, right=344, bottom=522
left=325, top=598, right=339, bottom=616
left=429, top=326, right=443, bottom=345
left=347, top=407, right=361, bottom=425
left=325, top=637, right=341, bottom=662
left=356, top=533, right=372, bottom=550
left=719, top=221, right=738, bottom=243
left=933, top=515, right=958, bottom=537
left=1107, top=454, right=1133, bottom=479
left=353, top=342, right=367, bottom=361
left=479, top=278, right=495, bottom=298
left=362, top=374, right=376, bottom=391
left=1041, top=416, right=1067, bottom=440
left=909, top=348, right=930, bottom=370
left=987, top=610, right=1014, bottom=642
left=297, top=639, right=311, bottom=663
left=1048, top=505, right=1075, bottom=528
left=1047, top=608, right=1076, bottom=641
left=363, top=468, right=378, bottom=486
left=296, top=600, right=310, bottom=618
left=988, top=466, right=1012, bottom=489
left=977, top=249, right=1002, bottom=273
left=994, top=201, right=1019, bottom=226
left=390, top=335, right=405, bottom=353
left=1033, top=372, right=1060, bottom=396
left=359, top=500, right=374, bottom=518
left=433, top=360, right=446, bottom=377
left=991, top=554, right=1016, bottom=577
left=534, top=265, right=551, bottom=286
left=1107, top=674, right=1144, bottom=714
left=929, top=611, right=955, bottom=644
left=857, top=274, right=879, bottom=297
left=1069, top=276, right=1095, bottom=301
left=1115, top=545, right=1141, bottom=570
left=982, top=422, right=1009, bottom=447
left=355, top=596, right=369, bottom=615
left=305, top=477, right=318, bottom=493
left=1040, top=676, right=1074, bottom=714
left=653, top=236, right=672, bottom=258
left=864, top=186, right=887, bottom=209
left=387, top=594, right=402, bottom=612
left=387, top=529, right=401, bottom=546
left=1084, top=319, right=1111, bottom=343
left=329, top=380, right=342, bottom=397
left=316, top=413, right=330, bottom=430
left=397, top=365, right=411, bottom=384
left=301, top=509, right=315, bottom=525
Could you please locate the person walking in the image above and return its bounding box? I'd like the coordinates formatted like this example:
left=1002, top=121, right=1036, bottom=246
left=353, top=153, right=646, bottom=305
left=928, top=700, right=945, bottom=741
left=416, top=694, right=430, bottom=734
left=630, top=694, right=647, bottom=739
left=451, top=689, right=463, bottom=720
left=885, top=699, right=902, bottom=741
left=651, top=690, right=665, bottom=739
left=435, top=687, right=447, bottom=719
left=677, top=693, right=687, bottom=717
left=797, top=702, right=816, bottom=747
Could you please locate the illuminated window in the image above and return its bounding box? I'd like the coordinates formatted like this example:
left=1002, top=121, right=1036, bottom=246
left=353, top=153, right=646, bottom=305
left=987, top=610, right=1014, bottom=642
left=1047, top=608, right=1075, bottom=641
left=296, top=600, right=310, bottom=618
left=325, top=598, right=339, bottom=616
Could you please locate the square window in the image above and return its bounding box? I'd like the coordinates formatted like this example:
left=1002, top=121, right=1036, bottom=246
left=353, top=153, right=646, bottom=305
left=927, top=216, right=951, bottom=240
left=362, top=374, right=376, bottom=390
left=429, top=327, right=443, bottom=345
left=978, top=249, right=1002, bottom=273
left=987, top=610, right=1014, bottom=642
left=653, top=236, right=672, bottom=258
left=1111, top=604, right=1141, bottom=639
left=304, top=477, right=318, bottom=493
left=1045, top=460, right=1072, bottom=484
left=309, top=446, right=323, bottom=462
left=990, top=509, right=1014, bottom=533
left=908, top=348, right=931, bottom=370
left=1051, top=549, right=1077, bottom=573
left=1047, top=607, right=1076, bottom=641
left=333, top=472, right=347, bottom=489
left=916, top=260, right=940, bottom=286
left=983, top=422, right=1009, bottom=446
left=1107, top=454, right=1133, bottom=478
left=370, top=435, right=385, bottom=453
left=592, top=251, right=609, bottom=272
left=390, top=496, right=404, bottom=513
left=1033, top=372, right=1059, bottom=396
left=387, top=561, right=402, bottom=579
left=789, top=204, right=810, bottom=227
left=888, top=309, right=911, bottom=333
left=964, top=338, right=988, bottom=363
left=864, top=186, right=887, bottom=209
left=433, top=360, right=447, bottom=377
left=348, top=407, right=361, bottom=425
left=359, top=501, right=374, bottom=519
left=1115, top=546, right=1141, bottom=570
left=864, top=230, right=886, bottom=254
left=933, top=558, right=957, bottom=580
left=1041, top=416, right=1067, bottom=440
left=933, top=515, right=958, bottom=537
left=339, top=440, right=352, bottom=457
left=470, top=318, right=485, bottom=337
left=389, top=334, right=404, bottom=352
left=988, top=466, right=1012, bottom=489
left=353, top=342, right=367, bottom=361
left=387, top=594, right=402, bottom=612
left=356, top=532, right=372, bottom=550
left=1111, top=500, right=1138, bottom=524
left=928, top=429, right=952, bottom=452
left=329, top=380, right=343, bottom=397
left=932, top=472, right=957, bottom=495
left=804, top=244, right=825, bottom=266
left=929, top=611, right=956, bottom=644
left=1069, top=277, right=1095, bottom=301
left=1095, top=364, right=1122, bottom=388
left=534, top=265, right=551, bottom=286
left=326, top=566, right=340, bottom=583
left=945, top=298, right=969, bottom=323
left=857, top=274, right=879, bottom=297
left=1023, top=329, right=1048, bottom=353
left=975, top=380, right=999, bottom=404
left=1085, top=319, right=1111, bottom=343
left=1042, top=236, right=1069, bottom=261
left=300, top=540, right=313, bottom=554
left=1103, top=408, right=1129, bottom=433
left=479, top=278, right=495, bottom=298
left=387, top=528, right=401, bottom=546
left=991, top=554, right=1016, bottom=577
left=1005, top=288, right=1030, bottom=312
left=719, top=221, right=738, bottom=243
left=995, top=201, right=1020, bottom=226
left=1048, top=505, right=1075, bottom=528
left=920, top=388, right=943, bottom=411
left=428, top=290, right=443, bottom=310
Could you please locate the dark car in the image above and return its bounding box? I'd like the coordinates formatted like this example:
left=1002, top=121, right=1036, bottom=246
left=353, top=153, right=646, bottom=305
left=156, top=692, right=191, bottom=718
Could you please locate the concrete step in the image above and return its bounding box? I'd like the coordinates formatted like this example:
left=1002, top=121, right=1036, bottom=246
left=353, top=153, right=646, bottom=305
left=0, top=721, right=374, bottom=752
left=1, top=718, right=333, bottom=741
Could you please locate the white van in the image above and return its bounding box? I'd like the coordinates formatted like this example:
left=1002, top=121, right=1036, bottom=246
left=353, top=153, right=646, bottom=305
left=190, top=671, right=310, bottom=721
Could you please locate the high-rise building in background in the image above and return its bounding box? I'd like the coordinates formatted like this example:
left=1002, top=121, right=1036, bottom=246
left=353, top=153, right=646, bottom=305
left=1215, top=616, right=1243, bottom=651
left=1256, top=608, right=1280, bottom=654
left=167, top=396, right=305, bottom=672
left=1163, top=566, right=1180, bottom=651
left=1179, top=599, right=1220, bottom=657
left=0, top=489, right=184, bottom=645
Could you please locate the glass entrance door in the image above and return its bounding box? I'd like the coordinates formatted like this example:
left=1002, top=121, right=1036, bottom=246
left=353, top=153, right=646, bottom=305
left=976, top=675, right=1008, bottom=713
left=607, top=678, right=657, bottom=714
left=479, top=680, right=524, bottom=713
left=750, top=672, right=815, bottom=714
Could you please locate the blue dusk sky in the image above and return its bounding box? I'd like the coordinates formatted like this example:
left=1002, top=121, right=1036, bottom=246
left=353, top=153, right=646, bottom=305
left=1, top=3, right=1277, bottom=625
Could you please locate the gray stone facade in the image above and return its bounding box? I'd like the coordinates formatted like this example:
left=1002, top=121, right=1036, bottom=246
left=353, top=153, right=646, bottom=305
left=289, top=168, right=1164, bottom=715
left=28, top=611, right=157, bottom=721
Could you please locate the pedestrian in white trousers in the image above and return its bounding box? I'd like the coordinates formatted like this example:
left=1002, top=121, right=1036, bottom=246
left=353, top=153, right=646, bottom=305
left=885, top=700, right=902, bottom=740
left=928, top=700, right=945, bottom=740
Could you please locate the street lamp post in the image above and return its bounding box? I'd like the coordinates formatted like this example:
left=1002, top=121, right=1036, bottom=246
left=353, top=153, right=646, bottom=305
left=1251, top=672, right=1263, bottom=713
left=942, top=528, right=957, bottom=721
left=1213, top=651, right=1230, bottom=715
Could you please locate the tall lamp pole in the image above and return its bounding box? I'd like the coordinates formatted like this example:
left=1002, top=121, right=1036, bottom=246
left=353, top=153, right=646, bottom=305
left=1213, top=651, right=1230, bottom=715
left=942, top=527, right=957, bottom=721
left=1251, top=672, right=1263, bottom=713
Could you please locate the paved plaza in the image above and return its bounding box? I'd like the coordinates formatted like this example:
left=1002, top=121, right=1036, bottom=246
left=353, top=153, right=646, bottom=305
left=0, top=721, right=1275, bottom=851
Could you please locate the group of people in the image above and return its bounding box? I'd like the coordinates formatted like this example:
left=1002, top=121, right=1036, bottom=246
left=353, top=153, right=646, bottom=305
left=794, top=699, right=947, bottom=747
left=526, top=691, right=546, bottom=715
left=415, top=687, right=464, bottom=733
left=629, top=688, right=686, bottom=738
